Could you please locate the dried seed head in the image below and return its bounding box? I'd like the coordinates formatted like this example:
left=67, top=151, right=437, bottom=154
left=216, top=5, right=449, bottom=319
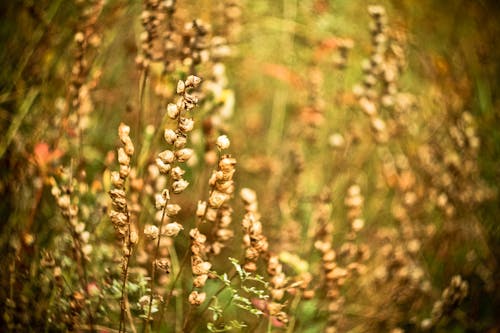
left=196, top=200, right=207, bottom=217
left=185, top=75, right=202, bottom=88
left=351, top=218, right=365, bottom=232
left=164, top=222, right=183, bottom=237
left=176, top=80, right=186, bottom=94
left=240, top=188, right=257, bottom=204
left=166, top=203, right=181, bottom=216
left=158, top=149, right=175, bottom=164
left=155, top=258, right=170, bottom=272
left=175, top=148, right=194, bottom=163
left=117, top=148, right=130, bottom=166
left=208, top=190, right=228, bottom=208
left=164, top=129, right=177, bottom=145
left=144, top=224, right=160, bottom=240
left=193, top=274, right=208, bottom=288
left=156, top=158, right=172, bottom=174
left=192, top=261, right=212, bottom=275
left=188, top=291, right=206, bottom=305
left=172, top=179, right=189, bottom=193
left=216, top=135, right=230, bottom=150
left=179, top=117, right=194, bottom=132
left=130, top=231, right=139, bottom=244
left=170, top=166, right=185, bottom=180
left=328, top=133, right=345, bottom=148
left=155, top=193, right=167, bottom=209
left=167, top=103, right=180, bottom=119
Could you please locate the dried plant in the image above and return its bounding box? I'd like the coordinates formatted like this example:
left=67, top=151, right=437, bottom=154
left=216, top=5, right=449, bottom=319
left=0, top=1, right=498, bottom=333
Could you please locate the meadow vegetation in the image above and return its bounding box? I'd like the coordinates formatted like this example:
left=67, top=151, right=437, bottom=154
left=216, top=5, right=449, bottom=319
left=1, top=1, right=499, bottom=332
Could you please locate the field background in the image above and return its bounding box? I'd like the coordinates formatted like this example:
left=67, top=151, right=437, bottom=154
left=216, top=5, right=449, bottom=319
left=0, top=0, right=499, bottom=332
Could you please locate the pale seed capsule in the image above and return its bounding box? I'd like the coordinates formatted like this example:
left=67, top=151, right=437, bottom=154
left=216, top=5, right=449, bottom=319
left=185, top=75, right=202, bottom=88
left=158, top=149, right=175, bottom=164
left=118, top=123, right=130, bottom=138
left=174, top=135, right=187, bottom=149
left=111, top=171, right=124, bottom=187
left=165, top=203, right=181, bottom=216
left=155, top=193, right=167, bottom=209
left=164, top=222, right=183, bottom=237
left=58, top=195, right=71, bottom=209
left=193, top=274, right=208, bottom=288
left=175, top=148, right=194, bottom=163
left=188, top=291, right=206, bottom=305
left=240, top=188, right=257, bottom=204
left=192, top=261, right=212, bottom=275
left=189, top=228, right=207, bottom=243
left=130, top=231, right=139, bottom=244
left=144, top=224, right=159, bottom=240
left=205, top=207, right=218, bottom=222
left=216, top=135, right=230, bottom=150
left=371, top=117, right=386, bottom=132
left=196, top=201, right=207, bottom=217
left=176, top=80, right=186, bottom=94
left=123, top=137, right=135, bottom=156
left=155, top=259, right=170, bottom=272
left=170, top=166, right=185, bottom=180
left=208, top=191, right=227, bottom=208
left=119, top=164, right=131, bottom=178
left=164, top=129, right=177, bottom=145
left=167, top=103, right=180, bottom=119
left=216, top=229, right=234, bottom=241
left=351, top=218, right=365, bottom=232
left=172, top=179, right=189, bottom=193
left=118, top=148, right=130, bottom=166
left=155, top=158, right=171, bottom=174
left=179, top=117, right=194, bottom=132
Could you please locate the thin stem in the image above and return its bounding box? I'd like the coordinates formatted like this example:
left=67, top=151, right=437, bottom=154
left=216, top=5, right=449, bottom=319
left=156, top=248, right=191, bottom=330
left=119, top=213, right=133, bottom=333
left=267, top=314, right=273, bottom=333
left=286, top=290, right=303, bottom=333
left=187, top=270, right=237, bottom=333
left=143, top=196, right=170, bottom=333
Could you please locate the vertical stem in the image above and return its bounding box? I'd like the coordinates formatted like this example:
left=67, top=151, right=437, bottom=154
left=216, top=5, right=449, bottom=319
left=143, top=195, right=170, bottom=333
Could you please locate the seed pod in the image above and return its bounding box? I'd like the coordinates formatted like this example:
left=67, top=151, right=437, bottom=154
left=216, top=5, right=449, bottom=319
left=164, top=222, right=183, bottom=237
